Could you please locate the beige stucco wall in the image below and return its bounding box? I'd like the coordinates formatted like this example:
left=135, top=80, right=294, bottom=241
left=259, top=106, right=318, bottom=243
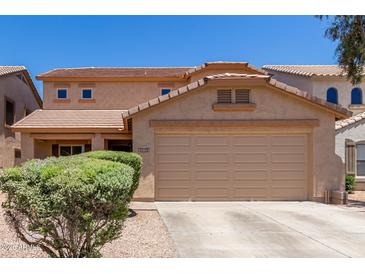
left=132, top=83, right=343, bottom=201
left=43, top=81, right=187, bottom=110
left=0, top=75, right=40, bottom=168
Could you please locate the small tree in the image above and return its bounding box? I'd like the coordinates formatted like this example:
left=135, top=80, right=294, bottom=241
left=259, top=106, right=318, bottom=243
left=0, top=155, right=136, bottom=258
left=317, top=16, right=365, bottom=85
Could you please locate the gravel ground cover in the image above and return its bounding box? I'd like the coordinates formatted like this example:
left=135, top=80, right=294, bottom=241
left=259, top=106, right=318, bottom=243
left=0, top=193, right=176, bottom=258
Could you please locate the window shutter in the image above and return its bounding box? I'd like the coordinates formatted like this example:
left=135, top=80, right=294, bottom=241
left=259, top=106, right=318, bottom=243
left=52, top=144, right=59, bottom=157
left=345, top=139, right=356, bottom=175
left=235, top=89, right=250, bottom=103
left=217, top=90, right=232, bottom=104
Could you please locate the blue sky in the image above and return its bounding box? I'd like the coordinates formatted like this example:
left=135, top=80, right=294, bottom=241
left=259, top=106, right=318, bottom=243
left=1, top=16, right=336, bottom=98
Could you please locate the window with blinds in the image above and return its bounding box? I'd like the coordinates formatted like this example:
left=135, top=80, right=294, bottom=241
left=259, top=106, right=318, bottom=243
left=217, top=90, right=232, bottom=104
left=235, top=89, right=250, bottom=103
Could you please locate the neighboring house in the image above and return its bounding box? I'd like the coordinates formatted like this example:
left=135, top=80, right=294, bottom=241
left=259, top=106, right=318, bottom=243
left=262, top=65, right=365, bottom=191
left=12, top=62, right=350, bottom=203
left=262, top=65, right=365, bottom=114
left=0, top=66, right=42, bottom=168
left=336, top=113, right=365, bottom=190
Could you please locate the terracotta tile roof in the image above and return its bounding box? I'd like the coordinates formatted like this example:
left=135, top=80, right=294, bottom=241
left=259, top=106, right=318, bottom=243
left=12, top=109, right=125, bottom=130
left=37, top=67, right=192, bottom=79
left=0, top=66, right=42, bottom=107
left=185, top=62, right=267, bottom=76
left=336, top=111, right=365, bottom=130
left=122, top=73, right=351, bottom=120
left=36, top=62, right=267, bottom=80
left=0, top=66, right=26, bottom=77
left=262, top=65, right=361, bottom=77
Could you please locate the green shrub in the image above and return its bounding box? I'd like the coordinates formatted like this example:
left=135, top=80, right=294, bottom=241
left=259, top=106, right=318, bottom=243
left=82, top=151, right=142, bottom=200
left=0, top=156, right=134, bottom=258
left=345, top=175, right=356, bottom=193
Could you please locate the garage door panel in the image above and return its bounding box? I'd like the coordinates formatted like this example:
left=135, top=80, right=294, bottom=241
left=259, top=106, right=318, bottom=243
left=233, top=153, right=268, bottom=163
left=157, top=188, right=191, bottom=200
left=232, top=136, right=269, bottom=146
left=194, top=188, right=230, bottom=199
left=233, top=170, right=269, bottom=180
left=271, top=188, right=306, bottom=200
left=157, top=136, right=191, bottom=146
left=194, top=170, right=230, bottom=180
left=271, top=170, right=305, bottom=180
left=271, top=153, right=305, bottom=163
left=155, top=133, right=308, bottom=201
left=158, top=170, right=190, bottom=180
left=232, top=187, right=269, bottom=198
left=195, top=153, right=229, bottom=163
left=194, top=136, right=229, bottom=146
left=271, top=180, right=306, bottom=187
left=157, top=153, right=189, bottom=163
left=271, top=146, right=305, bottom=154
left=271, top=163, right=306, bottom=170
left=271, top=136, right=305, bottom=146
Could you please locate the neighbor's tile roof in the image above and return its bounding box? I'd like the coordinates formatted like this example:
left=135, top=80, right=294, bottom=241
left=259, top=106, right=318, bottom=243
left=336, top=111, right=365, bottom=130
left=0, top=66, right=26, bottom=77
left=122, top=73, right=351, bottom=119
left=262, top=65, right=362, bottom=77
left=37, top=67, right=193, bottom=79
left=12, top=109, right=125, bottom=129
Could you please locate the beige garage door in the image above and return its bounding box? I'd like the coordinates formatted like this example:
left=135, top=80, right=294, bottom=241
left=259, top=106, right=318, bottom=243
left=155, top=133, right=308, bottom=201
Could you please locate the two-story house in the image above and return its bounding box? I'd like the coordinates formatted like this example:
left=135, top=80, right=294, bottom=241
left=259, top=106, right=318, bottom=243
left=12, top=62, right=350, bottom=203
left=0, top=66, right=42, bottom=168
left=262, top=65, right=365, bottom=190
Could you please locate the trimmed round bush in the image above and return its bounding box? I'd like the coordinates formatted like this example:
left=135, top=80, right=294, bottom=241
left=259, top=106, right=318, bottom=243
left=0, top=156, right=134, bottom=258
left=82, top=151, right=142, bottom=200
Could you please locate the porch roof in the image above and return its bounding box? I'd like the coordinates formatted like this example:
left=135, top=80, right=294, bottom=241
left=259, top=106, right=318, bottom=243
left=12, top=109, right=125, bottom=132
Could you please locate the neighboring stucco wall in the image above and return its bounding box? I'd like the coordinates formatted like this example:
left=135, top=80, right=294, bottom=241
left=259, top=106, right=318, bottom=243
left=312, top=77, right=365, bottom=113
left=269, top=71, right=314, bottom=93
left=132, top=83, right=343, bottom=201
left=269, top=72, right=365, bottom=114
left=0, top=75, right=40, bottom=168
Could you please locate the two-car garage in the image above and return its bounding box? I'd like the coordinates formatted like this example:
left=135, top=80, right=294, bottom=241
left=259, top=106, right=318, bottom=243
left=155, top=132, right=308, bottom=201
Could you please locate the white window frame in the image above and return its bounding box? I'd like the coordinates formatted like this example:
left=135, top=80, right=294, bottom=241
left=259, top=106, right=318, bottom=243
left=160, top=88, right=171, bottom=96
left=356, top=142, right=365, bottom=180
left=57, top=88, right=69, bottom=100
left=81, top=88, right=93, bottom=100
left=59, top=144, right=85, bottom=156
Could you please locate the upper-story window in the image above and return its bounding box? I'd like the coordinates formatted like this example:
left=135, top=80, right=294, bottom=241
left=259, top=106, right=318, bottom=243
left=161, top=88, right=171, bottom=96
left=57, top=89, right=68, bottom=99
left=351, top=87, right=363, bottom=105
left=5, top=98, right=15, bottom=126
left=326, top=87, right=338, bottom=104
left=82, top=89, right=93, bottom=99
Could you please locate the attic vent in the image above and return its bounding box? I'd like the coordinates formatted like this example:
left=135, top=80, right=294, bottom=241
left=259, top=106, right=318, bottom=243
left=127, top=119, right=133, bottom=132
left=235, top=89, right=250, bottom=103
left=217, top=90, right=232, bottom=104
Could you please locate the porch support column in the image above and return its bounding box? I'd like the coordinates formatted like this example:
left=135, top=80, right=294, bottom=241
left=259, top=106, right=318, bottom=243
left=21, top=133, right=35, bottom=163
left=91, top=133, right=104, bottom=151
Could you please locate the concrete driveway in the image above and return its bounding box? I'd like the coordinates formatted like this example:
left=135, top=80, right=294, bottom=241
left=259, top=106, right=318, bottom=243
left=156, top=202, right=365, bottom=257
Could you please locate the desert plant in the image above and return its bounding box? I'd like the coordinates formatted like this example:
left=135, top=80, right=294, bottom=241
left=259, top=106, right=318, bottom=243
left=345, top=175, right=356, bottom=193
left=0, top=156, right=134, bottom=258
left=82, top=151, right=142, bottom=200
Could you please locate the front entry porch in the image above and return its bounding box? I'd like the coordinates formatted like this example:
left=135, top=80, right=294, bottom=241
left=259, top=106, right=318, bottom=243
left=21, top=132, right=132, bottom=162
